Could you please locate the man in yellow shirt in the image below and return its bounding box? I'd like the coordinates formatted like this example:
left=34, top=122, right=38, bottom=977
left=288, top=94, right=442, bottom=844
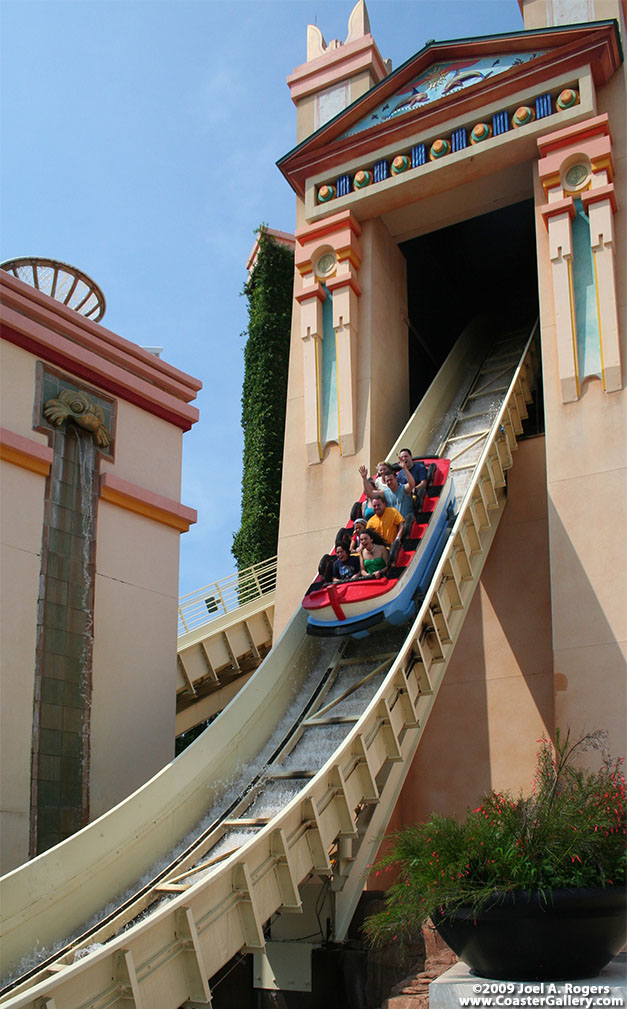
left=366, top=495, right=405, bottom=547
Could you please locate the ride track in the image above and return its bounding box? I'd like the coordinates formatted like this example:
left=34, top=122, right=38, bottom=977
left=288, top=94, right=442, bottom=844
left=0, top=319, right=539, bottom=1009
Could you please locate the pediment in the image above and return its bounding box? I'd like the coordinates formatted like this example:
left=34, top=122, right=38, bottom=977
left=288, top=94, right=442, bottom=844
left=341, top=49, right=547, bottom=138
left=278, top=20, right=622, bottom=197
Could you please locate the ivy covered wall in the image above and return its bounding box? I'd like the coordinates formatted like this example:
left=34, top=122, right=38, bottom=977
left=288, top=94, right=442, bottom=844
left=232, top=230, right=294, bottom=570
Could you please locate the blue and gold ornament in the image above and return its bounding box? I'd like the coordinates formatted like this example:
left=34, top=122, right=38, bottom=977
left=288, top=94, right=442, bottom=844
left=429, top=138, right=450, bottom=161
left=353, top=170, right=372, bottom=189
left=470, top=122, right=492, bottom=144
left=512, top=106, right=535, bottom=128
left=317, top=184, right=336, bottom=203
left=391, top=155, right=410, bottom=175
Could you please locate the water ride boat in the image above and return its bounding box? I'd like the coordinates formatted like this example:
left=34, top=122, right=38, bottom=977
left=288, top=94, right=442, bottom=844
left=303, top=458, right=456, bottom=636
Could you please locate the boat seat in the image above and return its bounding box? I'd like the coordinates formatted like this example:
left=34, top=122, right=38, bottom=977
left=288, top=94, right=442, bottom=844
left=409, top=521, right=428, bottom=540
left=395, top=548, right=413, bottom=567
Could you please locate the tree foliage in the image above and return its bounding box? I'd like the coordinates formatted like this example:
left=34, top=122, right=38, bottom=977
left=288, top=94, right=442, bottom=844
left=232, top=229, right=294, bottom=570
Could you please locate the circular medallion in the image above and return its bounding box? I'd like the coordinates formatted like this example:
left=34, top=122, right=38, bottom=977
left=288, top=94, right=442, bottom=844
left=315, top=252, right=336, bottom=277
left=512, top=106, right=535, bottom=128
left=564, top=163, right=589, bottom=189
left=429, top=138, right=450, bottom=161
left=391, top=155, right=410, bottom=175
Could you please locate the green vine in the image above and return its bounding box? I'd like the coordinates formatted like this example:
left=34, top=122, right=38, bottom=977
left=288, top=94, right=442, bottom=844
left=232, top=228, right=294, bottom=570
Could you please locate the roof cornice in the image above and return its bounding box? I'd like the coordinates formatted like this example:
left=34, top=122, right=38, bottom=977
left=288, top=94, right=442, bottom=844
left=278, top=20, right=623, bottom=197
left=0, top=271, right=201, bottom=431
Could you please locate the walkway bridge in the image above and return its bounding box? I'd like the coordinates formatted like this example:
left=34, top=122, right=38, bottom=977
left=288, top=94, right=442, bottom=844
left=176, top=558, right=277, bottom=736
left=0, top=319, right=539, bottom=1008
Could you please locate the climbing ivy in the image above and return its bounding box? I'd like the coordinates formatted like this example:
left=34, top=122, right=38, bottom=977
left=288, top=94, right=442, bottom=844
left=232, top=229, right=294, bottom=570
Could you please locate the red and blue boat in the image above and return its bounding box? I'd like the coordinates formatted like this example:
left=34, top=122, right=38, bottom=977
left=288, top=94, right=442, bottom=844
left=303, top=458, right=456, bottom=636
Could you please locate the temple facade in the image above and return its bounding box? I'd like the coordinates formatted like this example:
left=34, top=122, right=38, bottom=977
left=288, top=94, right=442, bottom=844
left=275, top=0, right=626, bottom=825
left=0, top=3, right=625, bottom=1001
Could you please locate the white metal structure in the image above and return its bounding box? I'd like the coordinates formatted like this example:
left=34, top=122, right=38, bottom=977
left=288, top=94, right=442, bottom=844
left=177, top=557, right=277, bottom=637
left=176, top=559, right=277, bottom=734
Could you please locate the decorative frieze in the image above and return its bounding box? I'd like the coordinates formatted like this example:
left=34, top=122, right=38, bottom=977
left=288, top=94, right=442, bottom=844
left=316, top=86, right=580, bottom=206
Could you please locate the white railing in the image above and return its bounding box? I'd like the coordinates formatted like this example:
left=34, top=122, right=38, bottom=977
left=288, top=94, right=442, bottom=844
left=177, top=555, right=278, bottom=635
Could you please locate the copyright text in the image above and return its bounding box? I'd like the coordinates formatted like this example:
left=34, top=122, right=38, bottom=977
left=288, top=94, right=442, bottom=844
left=458, top=983, right=624, bottom=1009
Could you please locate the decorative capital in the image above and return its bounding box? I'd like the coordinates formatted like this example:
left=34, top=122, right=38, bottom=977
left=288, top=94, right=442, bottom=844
left=538, top=114, right=614, bottom=199
left=295, top=210, right=362, bottom=280
left=539, top=196, right=576, bottom=229
left=581, top=184, right=617, bottom=215
left=295, top=284, right=327, bottom=306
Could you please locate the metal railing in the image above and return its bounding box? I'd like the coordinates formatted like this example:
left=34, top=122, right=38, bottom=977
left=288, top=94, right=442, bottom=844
left=177, top=555, right=278, bottom=636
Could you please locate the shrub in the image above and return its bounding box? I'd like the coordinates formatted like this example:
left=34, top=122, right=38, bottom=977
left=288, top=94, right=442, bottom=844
left=364, top=730, right=626, bottom=945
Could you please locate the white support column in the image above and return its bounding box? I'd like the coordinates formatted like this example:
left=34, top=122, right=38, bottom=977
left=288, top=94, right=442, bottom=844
left=296, top=288, right=325, bottom=464
left=329, top=280, right=360, bottom=456
left=542, top=198, right=579, bottom=403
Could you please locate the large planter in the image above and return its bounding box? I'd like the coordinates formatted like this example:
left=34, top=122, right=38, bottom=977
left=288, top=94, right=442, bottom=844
left=433, top=886, right=627, bottom=980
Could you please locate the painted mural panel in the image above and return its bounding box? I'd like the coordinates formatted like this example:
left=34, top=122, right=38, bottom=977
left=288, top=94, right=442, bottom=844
left=571, top=199, right=602, bottom=383
left=341, top=51, right=546, bottom=138
left=320, top=284, right=339, bottom=447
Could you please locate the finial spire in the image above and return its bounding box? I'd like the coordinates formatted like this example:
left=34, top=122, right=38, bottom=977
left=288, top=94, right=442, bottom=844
left=306, top=0, right=372, bottom=62
left=345, top=0, right=370, bottom=43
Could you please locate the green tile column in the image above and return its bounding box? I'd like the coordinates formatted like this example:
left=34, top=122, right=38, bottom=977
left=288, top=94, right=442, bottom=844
left=31, top=371, right=114, bottom=856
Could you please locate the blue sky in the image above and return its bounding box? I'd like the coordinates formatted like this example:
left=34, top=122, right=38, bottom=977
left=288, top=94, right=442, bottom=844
left=1, top=0, right=523, bottom=597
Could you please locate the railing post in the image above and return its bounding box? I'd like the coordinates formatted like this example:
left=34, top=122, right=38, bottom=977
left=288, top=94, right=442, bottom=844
left=214, top=584, right=228, bottom=613
left=251, top=563, right=263, bottom=596
left=178, top=556, right=278, bottom=634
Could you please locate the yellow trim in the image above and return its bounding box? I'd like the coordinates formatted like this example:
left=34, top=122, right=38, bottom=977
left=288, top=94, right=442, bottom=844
left=592, top=249, right=606, bottom=391
left=0, top=443, right=51, bottom=476
left=591, top=155, right=613, bottom=180
left=99, top=482, right=196, bottom=532
left=336, top=249, right=361, bottom=270
left=566, top=256, right=581, bottom=399
left=563, top=180, right=591, bottom=198
left=541, top=172, right=561, bottom=195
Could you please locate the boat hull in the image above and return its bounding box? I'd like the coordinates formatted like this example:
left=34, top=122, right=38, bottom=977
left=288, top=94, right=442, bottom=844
left=304, top=463, right=455, bottom=637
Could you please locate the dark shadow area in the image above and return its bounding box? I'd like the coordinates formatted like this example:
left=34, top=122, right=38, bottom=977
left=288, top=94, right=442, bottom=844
left=480, top=447, right=554, bottom=725
left=400, top=582, right=493, bottom=824
left=209, top=952, right=254, bottom=1008
left=401, top=199, right=539, bottom=410
left=521, top=364, right=545, bottom=439
left=482, top=462, right=625, bottom=741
